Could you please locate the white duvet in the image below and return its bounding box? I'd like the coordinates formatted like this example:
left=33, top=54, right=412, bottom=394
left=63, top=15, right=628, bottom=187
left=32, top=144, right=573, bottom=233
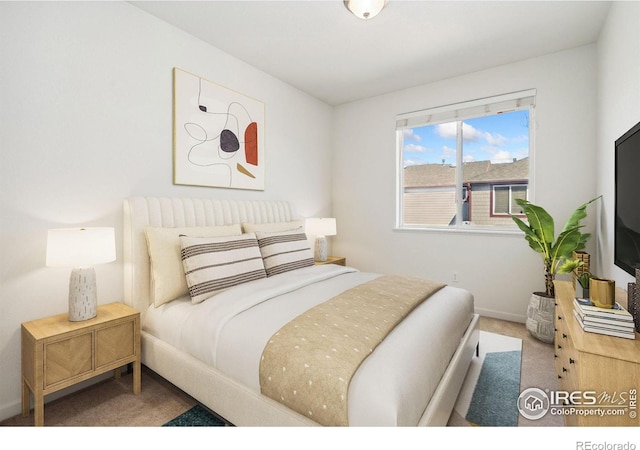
left=143, top=264, right=474, bottom=426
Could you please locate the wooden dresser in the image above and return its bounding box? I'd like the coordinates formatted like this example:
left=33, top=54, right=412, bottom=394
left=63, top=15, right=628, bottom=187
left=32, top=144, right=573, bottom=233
left=554, top=280, right=639, bottom=426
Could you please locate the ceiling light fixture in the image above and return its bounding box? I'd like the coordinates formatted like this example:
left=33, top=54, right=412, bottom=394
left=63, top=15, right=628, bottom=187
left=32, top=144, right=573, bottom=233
left=344, top=0, right=389, bottom=20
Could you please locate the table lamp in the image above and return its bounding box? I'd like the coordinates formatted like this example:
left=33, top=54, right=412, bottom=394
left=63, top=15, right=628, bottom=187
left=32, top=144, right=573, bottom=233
left=305, top=218, right=337, bottom=262
left=46, top=227, right=116, bottom=321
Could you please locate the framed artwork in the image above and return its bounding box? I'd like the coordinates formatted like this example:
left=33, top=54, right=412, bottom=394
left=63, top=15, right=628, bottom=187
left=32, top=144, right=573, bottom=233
left=173, top=68, right=265, bottom=190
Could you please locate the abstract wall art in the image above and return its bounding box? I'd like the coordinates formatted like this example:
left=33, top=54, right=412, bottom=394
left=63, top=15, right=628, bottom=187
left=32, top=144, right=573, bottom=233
left=173, top=68, right=265, bottom=190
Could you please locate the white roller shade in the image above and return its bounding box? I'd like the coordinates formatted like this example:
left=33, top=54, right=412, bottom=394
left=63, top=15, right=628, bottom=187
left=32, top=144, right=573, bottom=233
left=396, top=89, right=536, bottom=129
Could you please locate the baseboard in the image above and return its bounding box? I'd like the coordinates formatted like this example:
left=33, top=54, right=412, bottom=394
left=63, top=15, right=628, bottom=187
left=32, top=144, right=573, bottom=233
left=475, top=307, right=526, bottom=324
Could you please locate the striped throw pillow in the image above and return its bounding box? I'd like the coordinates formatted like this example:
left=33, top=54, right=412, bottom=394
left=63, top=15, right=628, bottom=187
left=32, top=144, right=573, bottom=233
left=255, top=229, right=315, bottom=277
left=180, top=233, right=267, bottom=304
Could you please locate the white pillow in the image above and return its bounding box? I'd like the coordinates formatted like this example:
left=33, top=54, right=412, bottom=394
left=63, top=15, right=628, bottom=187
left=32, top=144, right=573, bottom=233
left=255, top=229, right=315, bottom=277
left=241, top=220, right=304, bottom=233
left=180, top=233, right=267, bottom=304
left=145, top=224, right=242, bottom=307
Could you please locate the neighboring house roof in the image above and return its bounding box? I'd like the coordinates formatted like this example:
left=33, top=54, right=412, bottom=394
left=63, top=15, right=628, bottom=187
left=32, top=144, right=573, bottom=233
left=404, top=157, right=529, bottom=188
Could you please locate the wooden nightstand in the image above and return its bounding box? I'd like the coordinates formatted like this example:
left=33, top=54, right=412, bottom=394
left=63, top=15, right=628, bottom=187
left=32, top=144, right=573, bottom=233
left=21, top=302, right=141, bottom=426
left=314, top=256, right=346, bottom=266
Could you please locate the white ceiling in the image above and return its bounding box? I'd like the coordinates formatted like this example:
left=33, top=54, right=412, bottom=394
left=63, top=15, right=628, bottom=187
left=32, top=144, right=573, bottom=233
left=131, top=0, right=612, bottom=106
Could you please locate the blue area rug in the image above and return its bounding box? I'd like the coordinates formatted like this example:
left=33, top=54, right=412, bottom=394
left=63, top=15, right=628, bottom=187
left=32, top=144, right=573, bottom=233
left=162, top=405, right=226, bottom=427
left=465, top=350, right=522, bottom=426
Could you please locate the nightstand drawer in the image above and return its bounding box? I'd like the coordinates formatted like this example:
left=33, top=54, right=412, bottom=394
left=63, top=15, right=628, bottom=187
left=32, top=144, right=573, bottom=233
left=96, top=320, right=135, bottom=368
left=44, top=333, right=93, bottom=388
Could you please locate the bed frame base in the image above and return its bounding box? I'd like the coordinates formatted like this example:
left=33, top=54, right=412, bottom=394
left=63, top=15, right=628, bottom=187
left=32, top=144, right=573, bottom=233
left=141, top=314, right=479, bottom=427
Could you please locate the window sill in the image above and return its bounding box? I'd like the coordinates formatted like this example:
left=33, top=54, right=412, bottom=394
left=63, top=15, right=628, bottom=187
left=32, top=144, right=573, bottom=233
left=393, top=225, right=523, bottom=237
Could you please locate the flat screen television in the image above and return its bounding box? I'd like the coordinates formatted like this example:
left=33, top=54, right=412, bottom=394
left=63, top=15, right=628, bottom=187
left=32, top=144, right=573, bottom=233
left=615, top=119, right=640, bottom=276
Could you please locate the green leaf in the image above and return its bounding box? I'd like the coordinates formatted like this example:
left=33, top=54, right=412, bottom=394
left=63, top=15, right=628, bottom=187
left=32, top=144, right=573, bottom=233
left=515, top=199, right=555, bottom=245
left=550, top=228, right=582, bottom=273
left=558, top=259, right=584, bottom=274
left=560, top=196, right=601, bottom=234
left=512, top=215, right=546, bottom=254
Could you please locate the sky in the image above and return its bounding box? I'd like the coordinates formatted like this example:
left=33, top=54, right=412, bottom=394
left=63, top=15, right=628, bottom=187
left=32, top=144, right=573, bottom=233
left=402, top=109, right=530, bottom=167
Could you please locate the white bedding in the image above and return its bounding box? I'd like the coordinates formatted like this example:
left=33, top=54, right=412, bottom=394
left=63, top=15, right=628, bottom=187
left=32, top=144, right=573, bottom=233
left=143, top=264, right=474, bottom=426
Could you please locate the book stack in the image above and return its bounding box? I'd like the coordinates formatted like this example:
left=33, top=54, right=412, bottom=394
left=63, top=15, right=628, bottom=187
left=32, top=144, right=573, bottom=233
left=573, top=298, right=636, bottom=340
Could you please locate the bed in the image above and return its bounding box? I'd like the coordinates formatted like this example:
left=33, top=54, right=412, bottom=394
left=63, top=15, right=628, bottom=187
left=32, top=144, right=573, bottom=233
left=123, top=196, right=479, bottom=426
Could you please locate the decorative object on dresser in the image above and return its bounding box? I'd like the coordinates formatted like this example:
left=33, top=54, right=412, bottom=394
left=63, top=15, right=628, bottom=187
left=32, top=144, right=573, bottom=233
left=21, top=302, right=141, bottom=426
left=572, top=251, right=591, bottom=289
left=572, top=251, right=591, bottom=299
left=46, top=227, right=116, bottom=321
left=588, top=277, right=616, bottom=309
left=554, top=280, right=639, bottom=426
left=511, top=197, right=600, bottom=343
left=304, top=217, right=337, bottom=262
left=573, top=297, right=635, bottom=340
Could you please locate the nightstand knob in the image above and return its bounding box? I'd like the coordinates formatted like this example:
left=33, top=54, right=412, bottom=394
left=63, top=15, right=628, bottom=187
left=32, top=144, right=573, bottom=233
left=563, top=367, right=567, bottom=373
left=558, top=374, right=562, bottom=379
left=557, top=315, right=562, bottom=320
left=562, top=333, right=567, bottom=339
left=557, top=344, right=562, bottom=350
left=569, top=358, right=575, bottom=364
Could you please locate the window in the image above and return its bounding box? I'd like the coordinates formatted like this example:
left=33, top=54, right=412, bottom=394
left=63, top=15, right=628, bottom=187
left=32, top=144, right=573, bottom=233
left=396, top=90, right=535, bottom=230
left=493, top=184, right=527, bottom=216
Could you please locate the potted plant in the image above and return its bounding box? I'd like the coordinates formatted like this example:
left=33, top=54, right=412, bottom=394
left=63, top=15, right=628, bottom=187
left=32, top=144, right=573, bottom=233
left=511, top=196, right=600, bottom=343
left=577, top=272, right=592, bottom=299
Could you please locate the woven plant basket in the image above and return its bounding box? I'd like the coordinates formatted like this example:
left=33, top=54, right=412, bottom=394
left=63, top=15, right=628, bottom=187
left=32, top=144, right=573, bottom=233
left=526, top=292, right=556, bottom=344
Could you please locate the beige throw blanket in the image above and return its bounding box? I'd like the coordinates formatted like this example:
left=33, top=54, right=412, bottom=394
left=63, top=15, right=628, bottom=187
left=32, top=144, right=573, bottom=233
left=259, top=274, right=445, bottom=426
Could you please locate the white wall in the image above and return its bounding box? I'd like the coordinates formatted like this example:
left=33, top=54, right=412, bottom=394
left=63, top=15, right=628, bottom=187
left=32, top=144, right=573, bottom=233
left=331, top=45, right=599, bottom=322
left=0, top=2, right=333, bottom=421
left=596, top=1, right=640, bottom=287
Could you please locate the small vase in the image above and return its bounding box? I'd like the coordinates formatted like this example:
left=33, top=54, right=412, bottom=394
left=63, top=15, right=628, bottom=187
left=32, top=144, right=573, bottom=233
left=590, top=278, right=615, bottom=309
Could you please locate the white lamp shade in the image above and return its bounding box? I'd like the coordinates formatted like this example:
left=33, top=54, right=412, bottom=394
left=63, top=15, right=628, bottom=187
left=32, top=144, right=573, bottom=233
left=305, top=218, right=337, bottom=237
left=344, top=0, right=388, bottom=20
left=46, top=227, right=116, bottom=268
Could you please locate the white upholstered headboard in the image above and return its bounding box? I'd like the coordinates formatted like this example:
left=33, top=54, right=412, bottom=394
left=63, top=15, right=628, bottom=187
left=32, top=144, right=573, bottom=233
left=123, top=197, right=299, bottom=314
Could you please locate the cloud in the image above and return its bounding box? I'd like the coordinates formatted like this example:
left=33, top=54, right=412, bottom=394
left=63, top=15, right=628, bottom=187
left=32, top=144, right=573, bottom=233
left=404, top=143, right=429, bottom=153
left=485, top=132, right=507, bottom=146
left=436, top=123, right=457, bottom=139
left=436, top=122, right=507, bottom=146
left=490, top=150, right=514, bottom=164
left=403, top=128, right=421, bottom=142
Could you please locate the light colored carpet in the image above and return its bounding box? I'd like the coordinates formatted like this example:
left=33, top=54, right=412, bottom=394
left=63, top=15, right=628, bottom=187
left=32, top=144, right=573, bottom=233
left=1, top=367, right=196, bottom=427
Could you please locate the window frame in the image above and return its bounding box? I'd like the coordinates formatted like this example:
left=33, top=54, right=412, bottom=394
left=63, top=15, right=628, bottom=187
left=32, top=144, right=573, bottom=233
left=491, top=183, right=529, bottom=217
left=395, top=89, right=536, bottom=233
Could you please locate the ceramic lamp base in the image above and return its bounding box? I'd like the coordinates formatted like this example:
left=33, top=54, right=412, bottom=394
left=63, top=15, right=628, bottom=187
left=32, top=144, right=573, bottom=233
left=314, top=236, right=328, bottom=262
left=68, top=267, right=97, bottom=321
